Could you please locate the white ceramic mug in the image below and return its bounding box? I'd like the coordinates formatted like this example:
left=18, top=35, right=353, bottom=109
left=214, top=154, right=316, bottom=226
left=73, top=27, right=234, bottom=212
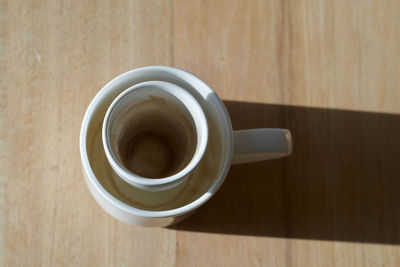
left=80, top=66, right=292, bottom=227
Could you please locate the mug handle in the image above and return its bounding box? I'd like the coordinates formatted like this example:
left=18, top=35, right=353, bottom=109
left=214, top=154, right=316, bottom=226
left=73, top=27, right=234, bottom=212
left=232, top=129, right=292, bottom=165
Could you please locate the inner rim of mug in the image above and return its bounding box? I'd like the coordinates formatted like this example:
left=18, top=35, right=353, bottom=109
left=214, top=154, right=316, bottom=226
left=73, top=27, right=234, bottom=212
left=102, top=81, right=208, bottom=186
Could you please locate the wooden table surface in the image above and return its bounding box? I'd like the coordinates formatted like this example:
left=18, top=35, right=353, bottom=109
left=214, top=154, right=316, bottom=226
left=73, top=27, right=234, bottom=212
left=2, top=0, right=400, bottom=266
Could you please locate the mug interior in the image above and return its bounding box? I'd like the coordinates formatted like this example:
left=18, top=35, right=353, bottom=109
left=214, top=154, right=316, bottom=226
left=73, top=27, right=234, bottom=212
left=104, top=82, right=208, bottom=182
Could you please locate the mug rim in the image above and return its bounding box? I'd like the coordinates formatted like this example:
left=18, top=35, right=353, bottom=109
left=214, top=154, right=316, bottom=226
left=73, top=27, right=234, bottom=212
left=79, top=66, right=233, bottom=218
left=102, top=80, right=209, bottom=188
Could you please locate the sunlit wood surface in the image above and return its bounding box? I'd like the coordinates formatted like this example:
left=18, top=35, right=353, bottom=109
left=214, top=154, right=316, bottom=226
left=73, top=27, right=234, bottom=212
left=1, top=0, right=400, bottom=266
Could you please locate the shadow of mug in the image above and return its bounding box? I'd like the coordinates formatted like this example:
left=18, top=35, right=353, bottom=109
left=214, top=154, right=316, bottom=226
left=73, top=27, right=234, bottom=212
left=170, top=100, right=400, bottom=244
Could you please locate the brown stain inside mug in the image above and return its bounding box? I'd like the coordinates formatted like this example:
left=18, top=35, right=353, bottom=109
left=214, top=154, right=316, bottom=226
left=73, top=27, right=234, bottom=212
left=114, top=97, right=197, bottom=178
left=125, top=132, right=176, bottom=178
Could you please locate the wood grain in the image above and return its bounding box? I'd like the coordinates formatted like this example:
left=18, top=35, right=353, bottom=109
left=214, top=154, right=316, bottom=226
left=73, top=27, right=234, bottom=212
left=1, top=0, right=400, bottom=266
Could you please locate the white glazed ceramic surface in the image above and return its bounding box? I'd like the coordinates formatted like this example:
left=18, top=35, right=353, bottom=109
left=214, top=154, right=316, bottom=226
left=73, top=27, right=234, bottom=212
left=80, top=66, right=233, bottom=227
left=102, top=81, right=209, bottom=192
